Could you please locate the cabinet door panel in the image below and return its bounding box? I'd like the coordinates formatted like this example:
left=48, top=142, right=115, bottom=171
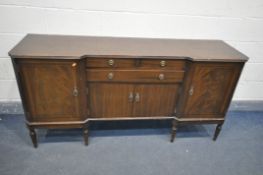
left=89, top=83, right=134, bottom=118
left=133, top=84, right=179, bottom=117
left=182, top=63, right=242, bottom=116
left=19, top=60, right=83, bottom=122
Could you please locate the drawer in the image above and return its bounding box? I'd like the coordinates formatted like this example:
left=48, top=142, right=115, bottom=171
left=86, top=58, right=134, bottom=68
left=140, top=59, right=186, bottom=70
left=86, top=69, right=185, bottom=83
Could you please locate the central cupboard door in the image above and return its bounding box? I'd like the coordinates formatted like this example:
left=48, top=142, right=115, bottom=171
left=132, top=84, right=179, bottom=117
left=89, top=83, right=134, bottom=118
left=89, top=83, right=179, bottom=118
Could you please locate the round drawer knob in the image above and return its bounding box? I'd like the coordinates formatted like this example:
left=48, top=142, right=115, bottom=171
left=160, top=60, right=166, bottom=67
left=159, top=73, right=165, bottom=80
left=72, top=62, right=77, bottom=67
left=108, top=72, right=114, bottom=80
left=108, top=59, right=114, bottom=66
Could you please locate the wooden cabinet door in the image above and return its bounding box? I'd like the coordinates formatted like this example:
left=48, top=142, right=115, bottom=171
left=18, top=60, right=85, bottom=122
left=132, top=84, right=179, bottom=117
left=178, top=63, right=243, bottom=117
left=89, top=83, right=134, bottom=118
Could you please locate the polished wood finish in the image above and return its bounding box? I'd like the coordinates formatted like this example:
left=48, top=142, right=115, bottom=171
left=86, top=58, right=134, bottom=68
left=17, top=60, right=83, bottom=122
left=132, top=84, right=179, bottom=117
left=177, top=62, right=244, bottom=118
left=88, top=83, right=134, bottom=118
left=15, top=59, right=88, bottom=122
left=9, top=34, right=248, bottom=62
left=9, top=34, right=248, bottom=147
left=86, top=69, right=185, bottom=83
left=140, top=59, right=186, bottom=69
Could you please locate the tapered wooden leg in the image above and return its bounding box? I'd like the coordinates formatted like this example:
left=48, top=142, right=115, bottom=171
left=170, top=119, right=178, bottom=142
left=213, top=123, right=223, bottom=141
left=83, top=123, right=89, bottom=146
left=28, top=127, right=38, bottom=148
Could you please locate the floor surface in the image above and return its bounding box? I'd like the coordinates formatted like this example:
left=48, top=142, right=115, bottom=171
left=0, top=111, right=262, bottom=175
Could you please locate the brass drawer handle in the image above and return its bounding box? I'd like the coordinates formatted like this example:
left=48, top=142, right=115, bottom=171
left=189, top=85, right=194, bottom=96
left=158, top=73, right=165, bottom=80
left=160, top=60, right=166, bottom=67
left=73, top=87, right=78, bottom=97
left=135, top=93, right=140, bottom=102
left=107, top=72, right=114, bottom=80
left=72, top=62, right=77, bottom=67
left=128, top=92, right=134, bottom=102
left=108, top=59, right=114, bottom=66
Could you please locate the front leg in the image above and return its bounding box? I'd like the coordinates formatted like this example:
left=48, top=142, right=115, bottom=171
left=83, top=122, right=89, bottom=146
left=170, top=119, right=178, bottom=142
left=28, top=126, right=38, bottom=148
left=213, top=123, right=223, bottom=141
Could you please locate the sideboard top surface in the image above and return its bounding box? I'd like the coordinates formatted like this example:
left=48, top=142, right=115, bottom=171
left=9, top=34, right=248, bottom=62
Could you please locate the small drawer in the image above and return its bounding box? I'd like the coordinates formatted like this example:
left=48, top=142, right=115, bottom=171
left=86, top=69, right=185, bottom=83
left=86, top=58, right=134, bottom=68
left=140, top=59, right=186, bottom=70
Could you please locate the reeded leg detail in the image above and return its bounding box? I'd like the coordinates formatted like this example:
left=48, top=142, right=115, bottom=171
left=213, top=123, right=223, bottom=141
left=83, top=123, right=89, bottom=146
left=28, top=127, right=38, bottom=148
left=170, top=119, right=178, bottom=142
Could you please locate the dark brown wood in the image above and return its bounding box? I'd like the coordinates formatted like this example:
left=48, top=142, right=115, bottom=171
left=83, top=122, right=89, bottom=146
left=86, top=69, right=185, bottom=83
left=16, top=59, right=87, bottom=122
left=88, top=116, right=174, bottom=121
left=140, top=59, right=186, bottom=69
left=174, top=117, right=224, bottom=124
left=9, top=34, right=248, bottom=62
left=27, top=126, right=38, bottom=148
left=170, top=119, right=177, bottom=142
left=132, top=84, right=179, bottom=117
left=88, top=83, right=134, bottom=118
left=13, top=58, right=88, bottom=147
left=213, top=123, right=223, bottom=141
left=11, top=58, right=33, bottom=124
left=86, top=58, right=134, bottom=68
left=10, top=34, right=248, bottom=147
left=177, top=62, right=244, bottom=119
left=26, top=120, right=88, bottom=128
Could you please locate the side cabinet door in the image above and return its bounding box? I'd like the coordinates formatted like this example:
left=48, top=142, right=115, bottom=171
left=132, top=84, right=179, bottom=117
left=178, top=62, right=243, bottom=118
left=89, top=83, right=134, bottom=118
left=18, top=60, right=86, bottom=122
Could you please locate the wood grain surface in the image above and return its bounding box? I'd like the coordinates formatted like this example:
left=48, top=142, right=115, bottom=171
left=10, top=34, right=248, bottom=146
left=9, top=34, right=248, bottom=62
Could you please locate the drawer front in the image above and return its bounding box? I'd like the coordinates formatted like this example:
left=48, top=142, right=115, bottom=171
left=140, top=59, right=186, bottom=70
left=86, top=58, right=134, bottom=68
left=86, top=69, right=185, bottom=83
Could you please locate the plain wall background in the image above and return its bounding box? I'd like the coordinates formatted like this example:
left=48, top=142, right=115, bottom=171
left=0, top=0, right=263, bottom=101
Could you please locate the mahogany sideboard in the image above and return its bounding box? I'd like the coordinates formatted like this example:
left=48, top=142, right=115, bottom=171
left=9, top=34, right=248, bottom=148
